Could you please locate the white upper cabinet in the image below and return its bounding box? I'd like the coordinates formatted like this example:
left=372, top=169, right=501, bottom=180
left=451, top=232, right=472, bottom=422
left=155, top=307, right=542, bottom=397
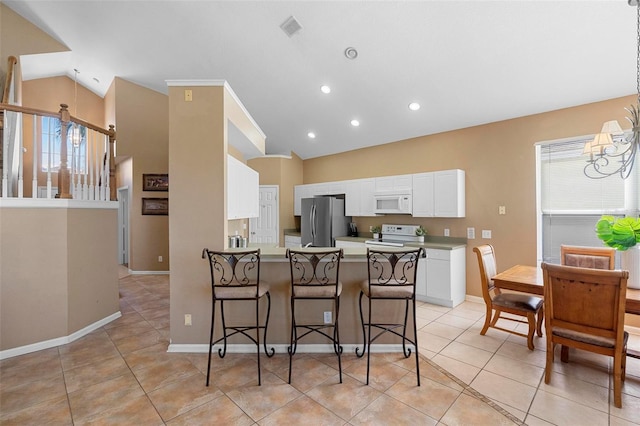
left=412, top=172, right=435, bottom=217
left=412, top=169, right=465, bottom=218
left=227, top=155, right=259, bottom=219
left=345, top=178, right=375, bottom=217
left=374, top=174, right=413, bottom=192
left=434, top=169, right=465, bottom=217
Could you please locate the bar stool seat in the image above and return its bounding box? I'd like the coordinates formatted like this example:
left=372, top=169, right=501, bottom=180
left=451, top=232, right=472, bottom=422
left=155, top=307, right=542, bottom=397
left=202, top=248, right=274, bottom=386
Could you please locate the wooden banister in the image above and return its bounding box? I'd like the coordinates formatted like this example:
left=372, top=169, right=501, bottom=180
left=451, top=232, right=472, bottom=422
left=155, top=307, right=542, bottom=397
left=2, top=56, right=18, bottom=105
left=0, top=101, right=117, bottom=201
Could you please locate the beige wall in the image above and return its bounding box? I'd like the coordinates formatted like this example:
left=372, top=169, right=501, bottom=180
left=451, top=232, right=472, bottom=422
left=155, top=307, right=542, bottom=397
left=169, top=84, right=227, bottom=344
left=303, top=95, right=637, bottom=300
left=0, top=3, right=67, bottom=98
left=0, top=206, right=119, bottom=351
left=113, top=77, right=169, bottom=271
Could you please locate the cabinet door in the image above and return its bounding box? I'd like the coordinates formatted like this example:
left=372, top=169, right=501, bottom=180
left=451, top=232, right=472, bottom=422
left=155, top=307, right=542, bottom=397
left=284, top=235, right=301, bottom=248
left=425, top=249, right=451, bottom=301
left=375, top=174, right=412, bottom=192
left=359, top=179, right=376, bottom=216
left=412, top=172, right=434, bottom=217
left=434, top=169, right=465, bottom=217
left=344, top=180, right=361, bottom=216
left=227, top=155, right=259, bottom=219
left=335, top=240, right=366, bottom=248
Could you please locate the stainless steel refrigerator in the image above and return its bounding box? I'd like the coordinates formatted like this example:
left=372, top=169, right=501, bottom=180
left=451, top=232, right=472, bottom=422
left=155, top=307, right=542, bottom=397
left=301, top=197, right=351, bottom=247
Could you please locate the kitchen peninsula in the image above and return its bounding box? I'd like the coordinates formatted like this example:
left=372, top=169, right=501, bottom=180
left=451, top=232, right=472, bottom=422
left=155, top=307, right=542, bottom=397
left=180, top=238, right=466, bottom=354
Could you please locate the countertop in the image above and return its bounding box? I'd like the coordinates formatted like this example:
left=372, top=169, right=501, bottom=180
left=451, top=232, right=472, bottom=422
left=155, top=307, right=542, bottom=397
left=335, top=235, right=467, bottom=250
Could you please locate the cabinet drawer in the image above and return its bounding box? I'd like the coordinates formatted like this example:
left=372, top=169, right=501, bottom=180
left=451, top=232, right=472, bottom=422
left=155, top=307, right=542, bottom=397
left=425, top=249, right=450, bottom=261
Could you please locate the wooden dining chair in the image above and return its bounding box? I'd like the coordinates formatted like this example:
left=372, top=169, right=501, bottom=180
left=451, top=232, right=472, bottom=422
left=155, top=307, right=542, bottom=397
left=559, top=244, right=616, bottom=362
left=541, top=262, right=628, bottom=408
left=560, top=245, right=615, bottom=270
left=473, top=245, right=543, bottom=350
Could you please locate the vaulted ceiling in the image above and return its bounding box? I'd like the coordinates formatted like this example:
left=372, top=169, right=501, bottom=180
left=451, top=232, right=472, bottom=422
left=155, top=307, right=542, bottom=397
left=5, top=1, right=637, bottom=159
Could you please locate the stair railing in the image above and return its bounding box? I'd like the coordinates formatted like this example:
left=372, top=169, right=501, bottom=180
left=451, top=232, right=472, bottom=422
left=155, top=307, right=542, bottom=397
left=0, top=102, right=116, bottom=201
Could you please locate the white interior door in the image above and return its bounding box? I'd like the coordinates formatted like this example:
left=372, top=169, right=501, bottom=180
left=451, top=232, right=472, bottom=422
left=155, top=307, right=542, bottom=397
left=249, top=185, right=279, bottom=244
left=117, top=187, right=130, bottom=265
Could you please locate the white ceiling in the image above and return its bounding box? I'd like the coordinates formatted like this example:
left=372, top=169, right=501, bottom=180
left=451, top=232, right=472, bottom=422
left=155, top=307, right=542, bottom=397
left=5, top=0, right=638, bottom=160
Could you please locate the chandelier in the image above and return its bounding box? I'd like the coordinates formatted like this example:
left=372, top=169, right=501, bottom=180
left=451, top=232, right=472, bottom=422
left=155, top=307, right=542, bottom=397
left=583, top=0, right=640, bottom=180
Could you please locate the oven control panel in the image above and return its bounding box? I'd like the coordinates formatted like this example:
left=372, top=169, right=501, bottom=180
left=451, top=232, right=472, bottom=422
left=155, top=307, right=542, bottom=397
left=381, top=224, right=419, bottom=237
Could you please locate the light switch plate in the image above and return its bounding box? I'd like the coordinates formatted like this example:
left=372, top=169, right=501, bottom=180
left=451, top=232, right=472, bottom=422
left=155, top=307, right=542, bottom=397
left=482, top=230, right=492, bottom=239
left=467, top=227, right=475, bottom=239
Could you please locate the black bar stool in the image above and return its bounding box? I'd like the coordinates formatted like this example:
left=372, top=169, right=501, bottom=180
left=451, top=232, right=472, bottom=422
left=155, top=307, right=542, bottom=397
left=356, top=247, right=424, bottom=386
left=202, top=248, right=274, bottom=386
left=286, top=248, right=344, bottom=384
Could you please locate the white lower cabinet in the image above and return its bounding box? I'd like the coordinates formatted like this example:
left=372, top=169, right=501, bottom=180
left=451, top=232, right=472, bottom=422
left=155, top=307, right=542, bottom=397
left=335, top=240, right=366, bottom=248
left=416, top=247, right=466, bottom=307
left=284, top=235, right=301, bottom=248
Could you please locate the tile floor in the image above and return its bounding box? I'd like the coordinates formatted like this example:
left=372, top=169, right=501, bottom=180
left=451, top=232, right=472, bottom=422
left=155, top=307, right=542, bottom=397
left=1, top=269, right=639, bottom=425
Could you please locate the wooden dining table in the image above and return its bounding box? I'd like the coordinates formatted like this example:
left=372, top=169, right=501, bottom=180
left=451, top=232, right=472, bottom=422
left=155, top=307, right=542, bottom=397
left=492, top=264, right=640, bottom=357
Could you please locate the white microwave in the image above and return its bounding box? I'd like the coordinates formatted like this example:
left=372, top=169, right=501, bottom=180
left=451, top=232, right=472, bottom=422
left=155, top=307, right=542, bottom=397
left=373, top=192, right=412, bottom=215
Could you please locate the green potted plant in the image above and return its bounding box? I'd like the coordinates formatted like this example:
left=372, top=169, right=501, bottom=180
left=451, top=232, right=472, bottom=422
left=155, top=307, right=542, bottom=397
left=595, top=216, right=640, bottom=251
left=371, top=225, right=381, bottom=240
left=415, top=225, right=427, bottom=242
left=595, top=215, right=640, bottom=289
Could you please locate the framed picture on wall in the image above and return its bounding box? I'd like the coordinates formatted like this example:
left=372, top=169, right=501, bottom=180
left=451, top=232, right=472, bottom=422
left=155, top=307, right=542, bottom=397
left=142, top=198, right=169, bottom=215
left=143, top=174, right=169, bottom=191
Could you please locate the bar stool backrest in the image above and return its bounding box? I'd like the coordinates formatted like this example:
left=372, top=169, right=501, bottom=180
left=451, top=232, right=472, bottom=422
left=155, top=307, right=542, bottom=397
left=366, top=248, right=423, bottom=288
left=287, top=248, right=343, bottom=293
left=202, top=249, right=261, bottom=296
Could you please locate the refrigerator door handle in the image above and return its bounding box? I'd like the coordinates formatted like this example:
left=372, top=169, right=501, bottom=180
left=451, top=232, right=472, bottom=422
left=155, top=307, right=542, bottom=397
left=311, top=204, right=316, bottom=240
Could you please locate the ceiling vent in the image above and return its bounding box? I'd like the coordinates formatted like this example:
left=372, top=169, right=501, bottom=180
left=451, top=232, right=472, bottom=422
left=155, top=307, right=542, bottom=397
left=280, top=16, right=303, bottom=37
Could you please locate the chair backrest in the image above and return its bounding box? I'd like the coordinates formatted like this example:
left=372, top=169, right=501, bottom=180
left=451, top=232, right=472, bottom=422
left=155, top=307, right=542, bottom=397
left=286, top=248, right=343, bottom=291
left=473, top=245, right=497, bottom=304
left=541, top=262, right=628, bottom=344
left=366, top=248, right=423, bottom=288
left=202, top=248, right=261, bottom=293
left=560, top=245, right=615, bottom=270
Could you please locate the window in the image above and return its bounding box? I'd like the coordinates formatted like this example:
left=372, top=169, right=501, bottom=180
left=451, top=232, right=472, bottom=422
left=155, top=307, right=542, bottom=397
left=41, top=116, right=87, bottom=173
left=536, top=137, right=639, bottom=265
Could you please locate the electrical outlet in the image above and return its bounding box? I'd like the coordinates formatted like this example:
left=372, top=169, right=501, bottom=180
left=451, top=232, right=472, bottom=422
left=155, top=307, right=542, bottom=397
left=467, top=227, right=475, bottom=239
left=482, top=230, right=492, bottom=239
left=323, top=311, right=332, bottom=324
left=499, top=205, right=506, bottom=215
left=158, top=255, right=163, bottom=262
left=369, top=226, right=373, bottom=232
left=184, top=314, right=192, bottom=326
left=444, top=228, right=450, bottom=237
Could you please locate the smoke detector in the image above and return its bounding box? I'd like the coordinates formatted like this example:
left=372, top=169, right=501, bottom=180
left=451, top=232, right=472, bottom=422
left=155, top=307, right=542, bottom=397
left=281, top=16, right=303, bottom=37
left=344, top=47, right=358, bottom=60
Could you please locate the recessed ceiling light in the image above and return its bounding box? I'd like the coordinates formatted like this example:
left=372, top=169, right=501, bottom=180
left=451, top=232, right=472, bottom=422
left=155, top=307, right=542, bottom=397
left=320, top=85, right=331, bottom=94
left=408, top=102, right=421, bottom=111
left=350, top=119, right=360, bottom=127
left=307, top=132, right=316, bottom=139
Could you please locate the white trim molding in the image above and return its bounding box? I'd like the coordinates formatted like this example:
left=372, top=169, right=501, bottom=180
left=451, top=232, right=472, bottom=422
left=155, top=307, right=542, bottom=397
left=0, top=311, right=122, bottom=360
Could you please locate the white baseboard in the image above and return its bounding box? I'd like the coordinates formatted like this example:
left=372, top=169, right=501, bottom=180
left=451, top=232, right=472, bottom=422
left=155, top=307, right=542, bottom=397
left=167, top=343, right=416, bottom=354
left=465, top=294, right=484, bottom=304
left=0, top=311, right=122, bottom=360
left=128, top=270, right=170, bottom=275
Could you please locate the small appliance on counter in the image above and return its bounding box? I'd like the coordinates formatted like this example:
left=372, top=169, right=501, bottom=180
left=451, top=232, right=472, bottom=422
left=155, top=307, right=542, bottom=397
left=365, top=224, right=423, bottom=247
left=348, top=222, right=358, bottom=237
left=228, top=235, right=248, bottom=248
